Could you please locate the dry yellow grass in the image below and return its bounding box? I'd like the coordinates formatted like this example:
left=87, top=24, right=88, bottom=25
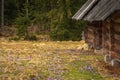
left=0, top=40, right=119, bottom=80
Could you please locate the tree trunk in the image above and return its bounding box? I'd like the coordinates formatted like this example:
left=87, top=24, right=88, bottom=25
left=26, top=0, right=28, bottom=17
left=1, top=0, right=4, bottom=30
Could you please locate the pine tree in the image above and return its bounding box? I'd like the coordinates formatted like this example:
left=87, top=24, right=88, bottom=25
left=1, top=0, right=4, bottom=30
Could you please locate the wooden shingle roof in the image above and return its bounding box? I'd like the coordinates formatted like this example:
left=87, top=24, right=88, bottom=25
left=72, top=0, right=120, bottom=21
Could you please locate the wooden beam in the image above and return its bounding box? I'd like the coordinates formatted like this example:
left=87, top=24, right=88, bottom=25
left=114, top=39, right=120, bottom=45
left=114, top=34, right=120, bottom=41
left=114, top=23, right=120, bottom=33
left=87, top=33, right=95, bottom=39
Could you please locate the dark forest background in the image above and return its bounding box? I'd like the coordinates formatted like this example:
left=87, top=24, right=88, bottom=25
left=0, top=0, right=87, bottom=41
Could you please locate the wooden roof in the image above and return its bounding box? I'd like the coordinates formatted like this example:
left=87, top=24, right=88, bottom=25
left=72, top=0, right=120, bottom=21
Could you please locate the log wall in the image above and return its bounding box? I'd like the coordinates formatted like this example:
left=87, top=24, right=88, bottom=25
left=85, top=22, right=102, bottom=49
left=84, top=25, right=95, bottom=46
left=94, top=22, right=102, bottom=49
left=102, top=11, right=120, bottom=59
left=102, top=21, right=111, bottom=54
left=84, top=11, right=120, bottom=59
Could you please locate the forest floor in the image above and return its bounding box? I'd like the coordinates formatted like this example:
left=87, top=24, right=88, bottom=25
left=0, top=40, right=120, bottom=80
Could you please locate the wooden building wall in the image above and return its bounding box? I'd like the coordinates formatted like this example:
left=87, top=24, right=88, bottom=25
left=84, top=22, right=102, bottom=50
left=102, top=11, right=120, bottom=59
left=111, top=11, right=120, bottom=59
left=84, top=24, right=95, bottom=46
left=85, top=11, right=120, bottom=60
left=102, top=21, right=111, bottom=55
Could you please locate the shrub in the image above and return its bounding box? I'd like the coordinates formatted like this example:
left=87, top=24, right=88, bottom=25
left=8, top=36, right=20, bottom=41
left=50, top=19, right=86, bottom=41
left=24, top=34, right=37, bottom=41
left=15, top=16, right=30, bottom=38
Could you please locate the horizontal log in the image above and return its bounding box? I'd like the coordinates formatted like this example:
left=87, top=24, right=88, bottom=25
left=86, top=30, right=94, bottom=35
left=103, top=44, right=109, bottom=50
left=86, top=39, right=94, bottom=43
left=112, top=11, right=120, bottom=18
left=114, top=39, right=120, bottom=45
left=114, top=23, right=120, bottom=32
left=105, top=33, right=110, bottom=37
left=112, top=49, right=120, bottom=54
left=86, top=41, right=94, bottom=46
left=111, top=51, right=120, bottom=59
left=87, top=28, right=94, bottom=32
left=104, top=22, right=111, bottom=28
left=87, top=34, right=95, bottom=39
left=95, top=38, right=101, bottom=42
left=114, top=31, right=120, bottom=35
left=104, top=27, right=110, bottom=31
left=112, top=11, right=120, bottom=23
left=112, top=43, right=120, bottom=51
left=87, top=26, right=96, bottom=29
left=102, top=48, right=109, bottom=54
left=86, top=41, right=93, bottom=45
left=103, top=36, right=109, bottom=41
left=112, top=45, right=120, bottom=50
left=105, top=40, right=111, bottom=47
left=102, top=47, right=119, bottom=58
left=113, top=19, right=120, bottom=23
left=114, top=34, right=120, bottom=41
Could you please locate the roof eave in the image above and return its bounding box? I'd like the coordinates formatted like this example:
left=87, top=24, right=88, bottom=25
left=72, top=0, right=98, bottom=20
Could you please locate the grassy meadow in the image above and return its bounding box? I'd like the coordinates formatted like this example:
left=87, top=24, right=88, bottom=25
left=0, top=40, right=119, bottom=80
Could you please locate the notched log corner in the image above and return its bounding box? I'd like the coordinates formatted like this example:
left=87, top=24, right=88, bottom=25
left=104, top=54, right=111, bottom=64
left=111, top=59, right=120, bottom=67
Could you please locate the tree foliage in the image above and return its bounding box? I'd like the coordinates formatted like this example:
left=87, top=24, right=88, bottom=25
left=0, top=0, right=87, bottom=41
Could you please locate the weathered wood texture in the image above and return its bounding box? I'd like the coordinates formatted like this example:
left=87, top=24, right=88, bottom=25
left=84, top=25, right=95, bottom=46
left=111, top=11, right=120, bottom=59
left=94, top=22, right=102, bottom=49
left=102, top=21, right=111, bottom=54
left=84, top=11, right=120, bottom=59
left=102, top=11, right=120, bottom=59
left=85, top=22, right=102, bottom=49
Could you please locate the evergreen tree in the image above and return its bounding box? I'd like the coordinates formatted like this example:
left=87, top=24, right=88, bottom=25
left=0, top=0, right=87, bottom=41
left=1, top=0, right=4, bottom=30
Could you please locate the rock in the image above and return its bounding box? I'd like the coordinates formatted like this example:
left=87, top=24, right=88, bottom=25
left=111, top=59, right=120, bottom=67
left=104, top=54, right=111, bottom=64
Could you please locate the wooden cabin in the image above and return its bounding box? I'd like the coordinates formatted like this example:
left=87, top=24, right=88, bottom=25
left=72, top=0, right=120, bottom=66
